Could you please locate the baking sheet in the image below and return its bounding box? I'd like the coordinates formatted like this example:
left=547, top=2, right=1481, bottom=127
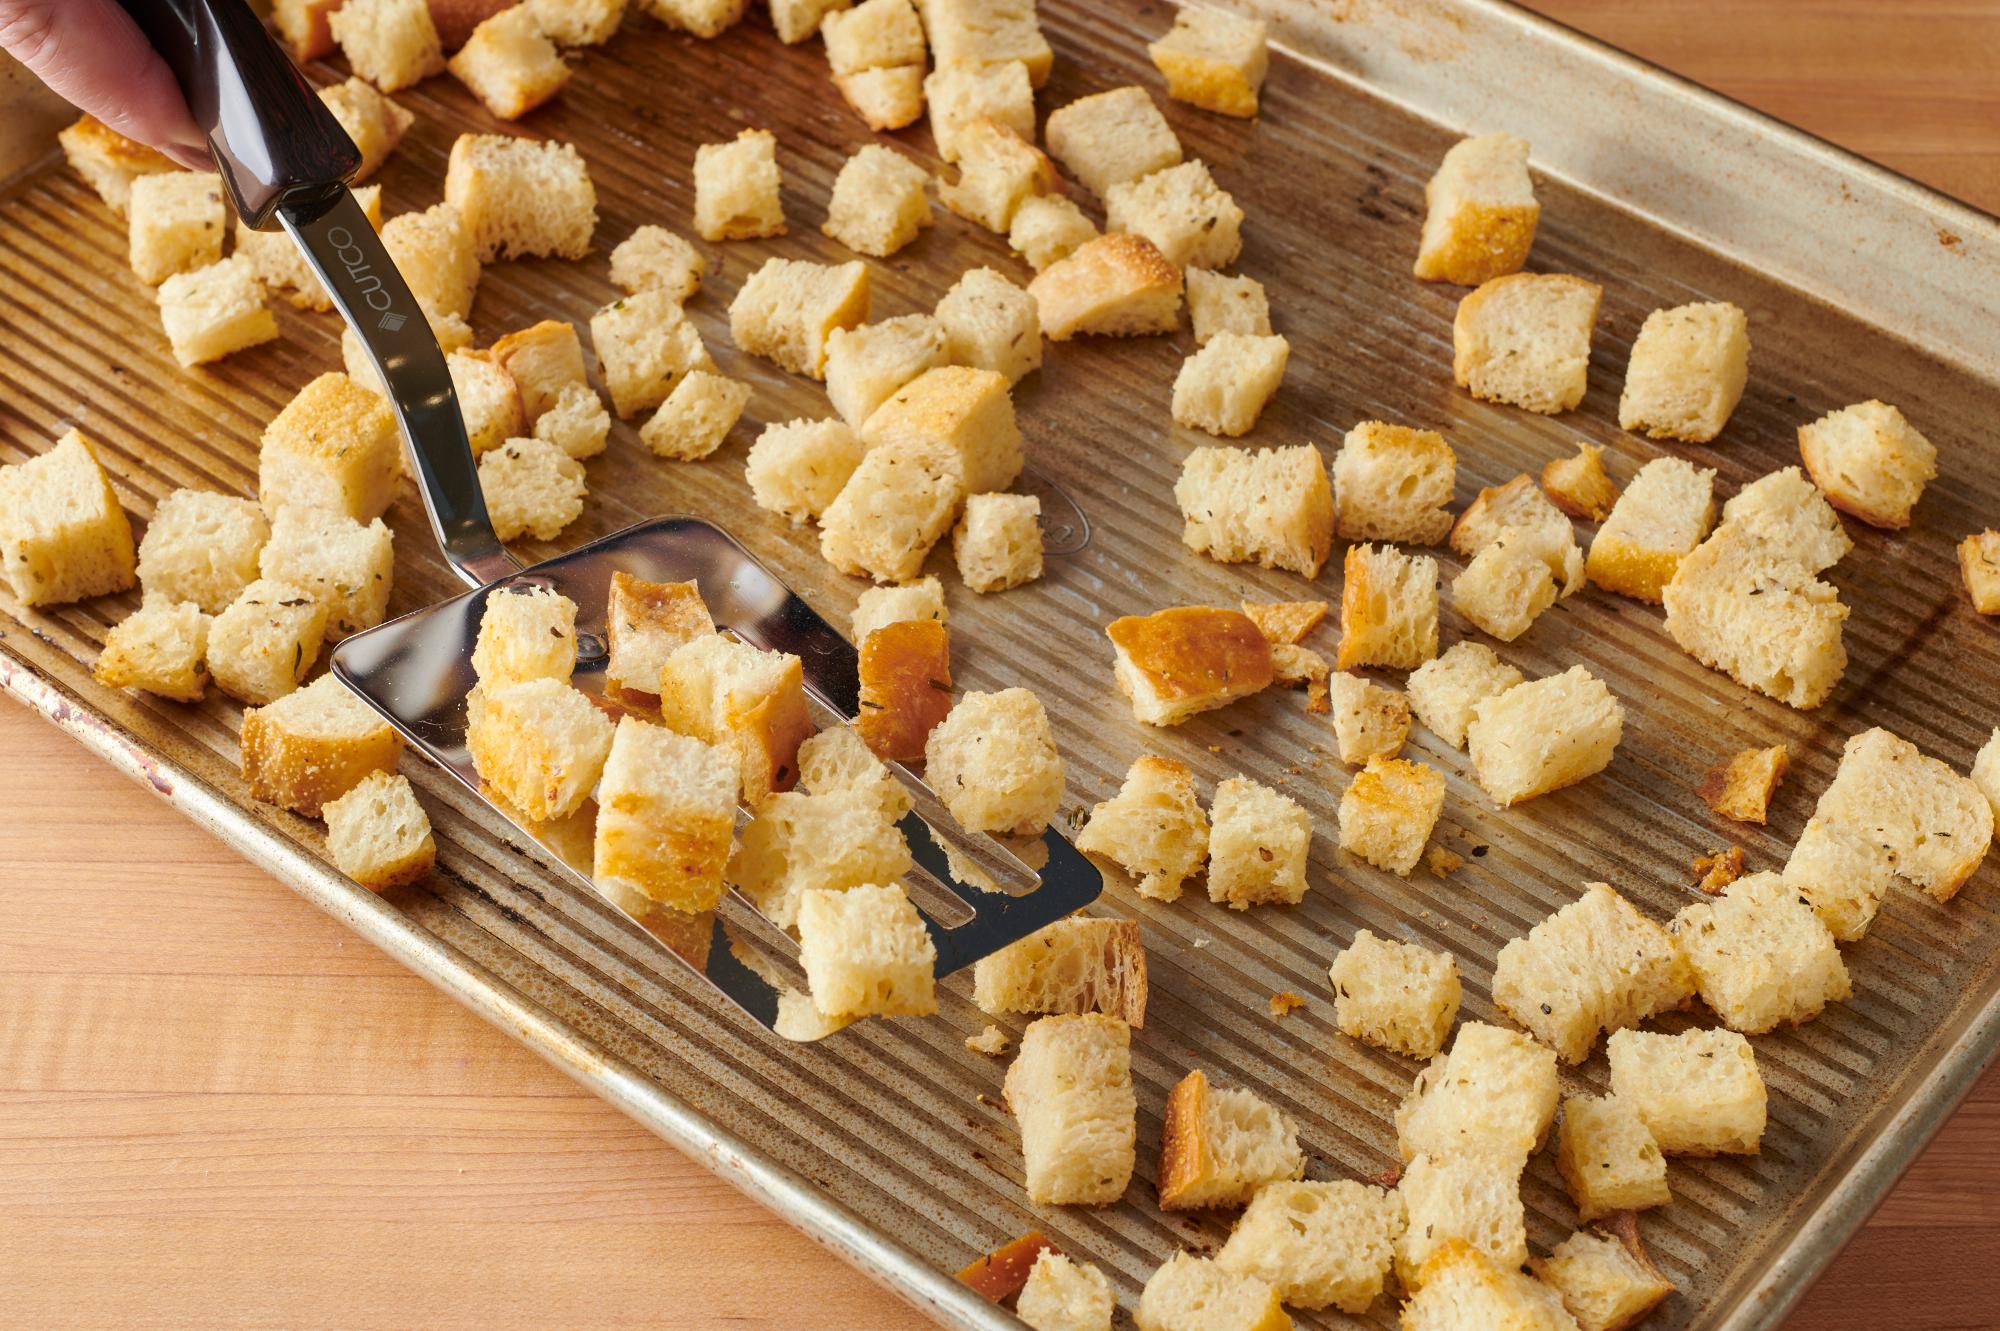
left=2, top=2, right=1998, bottom=1328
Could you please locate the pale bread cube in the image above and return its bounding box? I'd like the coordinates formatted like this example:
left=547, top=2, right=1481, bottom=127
left=259, top=373, right=401, bottom=522
left=823, top=144, right=932, bottom=256
left=1977, top=729, right=2000, bottom=825
left=639, top=0, right=749, bottom=37
left=1029, top=233, right=1184, bottom=340
left=128, top=171, right=225, bottom=284
left=1335, top=543, right=1438, bottom=670
left=1413, top=133, right=1538, bottom=285
left=477, top=438, right=586, bottom=541
left=1075, top=755, right=1209, bottom=902
left=851, top=576, right=945, bottom=641
left=94, top=600, right=209, bottom=702
left=1406, top=641, right=1522, bottom=748
left=1452, top=273, right=1602, bottom=414
left=1531, top=1227, right=1675, bottom=1331
left=592, top=717, right=738, bottom=911
left=1241, top=599, right=1327, bottom=645
left=490, top=320, right=587, bottom=422
left=1491, top=882, right=1693, bottom=1063
left=1960, top=531, right=2000, bottom=614
left=1585, top=457, right=1717, bottom=602
left=1147, top=6, right=1268, bottom=118
left=1009, top=195, right=1099, bottom=272
left=240, top=673, right=403, bottom=815
left=1339, top=756, right=1444, bottom=876
left=861, top=364, right=1022, bottom=493
left=1017, top=1251, right=1115, bottom=1331
left=1394, top=1152, right=1527, bottom=1288
left=818, top=437, right=961, bottom=582
left=1451, top=472, right=1579, bottom=563
left=526, top=0, right=626, bottom=44
left=825, top=316, right=948, bottom=428
left=258, top=506, right=394, bottom=640
left=1333, top=421, right=1455, bottom=544
left=939, top=118, right=1059, bottom=232
left=1206, top=776, right=1310, bottom=908
left=591, top=290, right=714, bottom=417
left=1607, top=1027, right=1766, bottom=1155
left=1136, top=1253, right=1288, bottom=1331
left=1106, top=606, right=1275, bottom=726
left=925, top=58, right=1035, bottom=162
left=1004, top=1013, right=1136, bottom=1204
left=1107, top=160, right=1244, bottom=271
left=693, top=128, right=785, bottom=240
left=822, top=0, right=923, bottom=68
left=1185, top=269, right=1270, bottom=345
left=1671, top=871, right=1850, bottom=1034
left=1697, top=744, right=1789, bottom=823
left=1159, top=1068, right=1304, bottom=1210
left=853, top=618, right=952, bottom=764
left=328, top=0, right=444, bottom=90
left=798, top=881, right=938, bottom=1017
left=379, top=203, right=480, bottom=319
left=922, top=0, right=1051, bottom=87
left=1171, top=333, right=1288, bottom=438
left=1618, top=301, right=1750, bottom=443
left=1044, top=86, right=1182, bottom=198
left=608, top=224, right=706, bottom=301
left=472, top=585, right=577, bottom=689
left=1797, top=398, right=1937, bottom=528
left=640, top=369, right=749, bottom=460
left=936, top=267, right=1042, bottom=384
left=1542, top=442, right=1618, bottom=521
left=1329, top=672, right=1408, bottom=763
left=769, top=0, right=846, bottom=40
left=140, top=489, right=269, bottom=617
left=1451, top=521, right=1583, bottom=641
left=447, top=5, right=571, bottom=119
left=322, top=770, right=435, bottom=890
left=924, top=686, right=1063, bottom=835
left=1395, top=1021, right=1558, bottom=1165
left=156, top=256, right=278, bottom=367
left=658, top=633, right=813, bottom=805
left=532, top=382, right=611, bottom=460
left=746, top=418, right=864, bottom=522
left=448, top=350, right=526, bottom=457
left=729, top=257, right=871, bottom=379
left=1218, top=1181, right=1401, bottom=1314
left=603, top=573, right=710, bottom=694
left=206, top=578, right=328, bottom=704
left=443, top=133, right=596, bottom=261
left=466, top=676, right=613, bottom=821
left=1466, top=666, right=1622, bottom=806
left=833, top=65, right=927, bottom=132
left=797, top=723, right=913, bottom=820
left=731, top=788, right=910, bottom=928
left=953, top=492, right=1042, bottom=592
left=1327, top=929, right=1461, bottom=1059
left=234, top=184, right=383, bottom=311
left=0, top=431, right=136, bottom=607
left=1555, top=1094, right=1669, bottom=1221
left=1401, top=1242, right=1578, bottom=1331
left=56, top=115, right=175, bottom=217
left=972, top=917, right=1147, bottom=1026
left=1175, top=444, right=1332, bottom=577
left=1268, top=643, right=1330, bottom=715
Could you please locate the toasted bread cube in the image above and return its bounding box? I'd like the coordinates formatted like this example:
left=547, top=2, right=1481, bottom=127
left=1218, top=1181, right=1401, bottom=1314
left=924, top=686, right=1062, bottom=835
left=1542, top=443, right=1618, bottom=522
left=641, top=369, right=750, bottom=461
left=608, top=225, right=706, bottom=301
left=851, top=576, right=946, bottom=641
left=258, top=506, right=394, bottom=640
left=156, top=257, right=278, bottom=367
left=257, top=374, right=401, bottom=524
left=1452, top=273, right=1601, bottom=414
left=826, top=316, right=948, bottom=428
left=206, top=578, right=327, bottom=703
left=1395, top=1021, right=1558, bottom=1164
left=1401, top=1242, right=1575, bottom=1331
left=936, top=267, right=1042, bottom=384
left=1176, top=444, right=1332, bottom=577
left=1672, top=870, right=1850, bottom=1034
left=925, top=58, right=1035, bottom=162
left=1207, top=776, right=1310, bottom=908
left=1328, top=929, right=1460, bottom=1059
left=746, top=418, right=864, bottom=522
left=954, top=492, right=1042, bottom=592
left=234, top=184, right=383, bottom=312
left=769, top=0, right=846, bottom=41
left=57, top=115, right=176, bottom=217
left=1107, top=160, right=1243, bottom=271
left=1008, top=195, right=1098, bottom=272
left=603, top=574, right=709, bottom=694
left=1394, top=1152, right=1528, bottom=1288
left=1075, top=755, right=1209, bottom=901
left=1492, top=882, right=1694, bottom=1063
left=1960, top=531, right=2000, bottom=613
left=592, top=291, right=715, bottom=420
left=1029, top=233, right=1184, bottom=340
left=526, top=0, right=627, bottom=44
left=1004, top=1013, right=1136, bottom=1204
left=1241, top=599, right=1327, bottom=645
left=1406, top=641, right=1521, bottom=748
left=1179, top=272, right=1266, bottom=350
left=923, top=0, right=1051, bottom=83
left=448, top=5, right=571, bottom=119
left=1698, top=744, right=1789, bottom=824
left=128, top=171, right=225, bottom=285
left=448, top=351, right=526, bottom=457
left=822, top=0, right=924, bottom=68
left=472, top=585, right=577, bottom=689
left=833, top=65, right=927, bottom=133
left=1584, top=457, right=1716, bottom=602
left=1335, top=543, right=1439, bottom=670
left=729, top=257, right=870, bottom=380
left=639, top=0, right=749, bottom=37
left=1136, top=1253, right=1289, bottom=1331
left=95, top=599, right=209, bottom=702
left=1619, top=301, right=1750, bottom=443
left=1339, top=756, right=1444, bottom=876
left=1044, top=86, right=1182, bottom=198
left=1148, top=6, right=1267, bottom=118
left=1607, top=1027, right=1765, bottom=1155
left=1413, top=133, right=1538, bottom=285
left=823, top=144, right=932, bottom=258
left=318, top=77, right=413, bottom=182
left=1451, top=522, right=1583, bottom=642
left=1974, top=729, right=2000, bottom=824
left=1171, top=333, right=1288, bottom=438
left=819, top=437, right=961, bottom=582
left=1797, top=398, right=1937, bottom=528
left=1160, top=1069, right=1304, bottom=1210
left=730, top=788, right=911, bottom=928
left=1107, top=606, right=1274, bottom=726
left=692, top=128, right=784, bottom=241
left=531, top=382, right=610, bottom=460
left=323, top=771, right=435, bottom=890
left=973, top=917, right=1147, bottom=1026
left=853, top=618, right=952, bottom=762
left=862, top=364, right=1022, bottom=493
left=240, top=673, right=403, bottom=815
left=1555, top=1094, right=1669, bottom=1221
left=379, top=202, right=480, bottom=319
left=0, top=431, right=136, bottom=606
left=1532, top=1226, right=1675, bottom=1331
left=1018, top=1251, right=1115, bottom=1331
left=1449, top=473, right=1569, bottom=559
left=490, top=320, right=587, bottom=422
left=466, top=676, right=614, bottom=821
left=660, top=633, right=813, bottom=805
left=477, top=437, right=585, bottom=541
left=444, top=133, right=596, bottom=261
left=1331, top=421, right=1455, bottom=545
left=939, top=119, right=1058, bottom=232
left=1466, top=666, right=1622, bottom=807
left=328, top=0, right=444, bottom=90
left=591, top=717, right=738, bottom=911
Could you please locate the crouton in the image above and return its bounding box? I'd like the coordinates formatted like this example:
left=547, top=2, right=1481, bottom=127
left=1406, top=641, right=1520, bottom=749
left=958, top=1232, right=1058, bottom=1303
left=639, top=0, right=749, bottom=37
left=328, top=0, right=444, bottom=90
left=798, top=723, right=913, bottom=820
left=1466, top=665, right=1622, bottom=807
left=1147, top=6, right=1269, bottom=118
left=1044, top=86, right=1183, bottom=198
left=1607, top=1027, right=1765, bottom=1155
left=1452, top=273, right=1601, bottom=414
left=1555, top=1094, right=1669, bottom=1221
left=206, top=578, right=328, bottom=704
left=591, top=289, right=714, bottom=417
left=257, top=506, right=394, bottom=640
left=379, top=203, right=480, bottom=319
left=746, top=418, right=863, bottom=522
left=235, top=184, right=383, bottom=312
left=448, top=5, right=572, bottom=119
left=443, top=133, right=596, bottom=261
left=0, top=431, right=136, bottom=607
left=1107, top=160, right=1244, bottom=271
left=954, top=492, right=1042, bottom=592
left=826, top=316, right=949, bottom=429
left=1395, top=1021, right=1558, bottom=1164
left=731, top=787, right=911, bottom=928
left=1029, top=233, right=1184, bottom=340
left=1171, top=334, right=1289, bottom=438
left=925, top=687, right=1062, bottom=835
left=603, top=574, right=709, bottom=694
left=591, top=717, right=738, bottom=912
left=659, top=633, right=813, bottom=804
left=1448, top=474, right=1566, bottom=561
left=822, top=0, right=927, bottom=129
left=690, top=128, right=786, bottom=241
left=128, top=171, right=226, bottom=285
left=1492, top=882, right=1693, bottom=1063
left=729, top=257, right=871, bottom=380
left=922, top=0, right=1052, bottom=86
left=489, top=320, right=586, bottom=423
left=1400, top=1242, right=1576, bottom=1331
left=1185, top=270, right=1271, bottom=347
left=1584, top=457, right=1717, bottom=602
left=526, top=0, right=627, bottom=44
left=937, top=267, right=1042, bottom=384
left=1017, top=1251, right=1115, bottom=1331
left=472, top=585, right=576, bottom=689
left=531, top=382, right=610, bottom=460
left=1452, top=519, right=1581, bottom=643
left=1004, top=1013, right=1137, bottom=1205
left=94, top=600, right=209, bottom=702
left=448, top=350, right=527, bottom=457
left=1136, top=1253, right=1289, bottom=1331
left=829, top=68, right=927, bottom=134
left=641, top=369, right=750, bottom=461
left=1975, top=729, right=2000, bottom=824
left=1333, top=421, right=1456, bottom=545
left=155, top=257, right=279, bottom=367
left=607, top=225, right=706, bottom=303
left=1009, top=196, right=1099, bottom=272
left=1619, top=301, right=1751, bottom=443
left=1241, top=599, right=1326, bottom=645
left=1698, top=744, right=1788, bottom=823
left=1532, top=1226, right=1675, bottom=1331
left=241, top=673, right=404, bottom=815
left=255, top=375, right=399, bottom=526
left=818, top=437, right=961, bottom=582
left=1075, top=755, right=1209, bottom=901
left=1176, top=444, right=1332, bottom=577
left=56, top=115, right=176, bottom=217
left=1961, top=530, right=2000, bottom=613
left=824, top=144, right=933, bottom=257
left=798, top=882, right=937, bottom=1017
left=314, top=79, right=413, bottom=185
left=1269, top=644, right=1330, bottom=714
left=939, top=119, right=1059, bottom=233
left=1543, top=444, right=1618, bottom=522
left=1217, top=1181, right=1400, bottom=1314
left=1107, top=606, right=1274, bottom=726
left=1328, top=929, right=1461, bottom=1059
left=1339, top=756, right=1445, bottom=876
left=852, top=576, right=946, bottom=641
left=1413, top=133, right=1538, bottom=285
left=1797, top=398, right=1937, bottom=528
left=854, top=617, right=952, bottom=762
left=1672, top=870, right=1850, bottom=1034
left=1206, top=776, right=1310, bottom=908
left=477, top=437, right=586, bottom=541
left=973, top=917, right=1147, bottom=1026
left=1394, top=1152, right=1528, bottom=1288
left=1159, top=1069, right=1304, bottom=1210
left=323, top=770, right=435, bottom=890
left=466, top=676, right=613, bottom=821
left=1335, top=543, right=1439, bottom=670
left=861, top=364, right=1023, bottom=494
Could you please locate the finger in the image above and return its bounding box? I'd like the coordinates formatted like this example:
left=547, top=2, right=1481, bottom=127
left=0, top=0, right=209, bottom=164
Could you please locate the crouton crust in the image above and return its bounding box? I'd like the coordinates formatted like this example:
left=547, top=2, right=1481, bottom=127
left=1107, top=607, right=1275, bottom=722
left=1697, top=745, right=1790, bottom=824
left=957, top=1232, right=1058, bottom=1302
left=855, top=618, right=953, bottom=763
left=1241, top=599, right=1328, bottom=645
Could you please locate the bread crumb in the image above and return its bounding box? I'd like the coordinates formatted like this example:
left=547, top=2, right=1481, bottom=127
left=1698, top=744, right=1789, bottom=823
left=1692, top=845, right=1745, bottom=894
left=965, top=1024, right=1010, bottom=1056
left=1268, top=991, right=1305, bottom=1018
left=1425, top=847, right=1464, bottom=876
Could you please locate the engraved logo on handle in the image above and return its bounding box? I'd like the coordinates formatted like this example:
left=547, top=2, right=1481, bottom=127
left=325, top=224, right=402, bottom=328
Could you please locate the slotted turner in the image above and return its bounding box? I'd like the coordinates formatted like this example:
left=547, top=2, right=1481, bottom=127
left=125, top=0, right=1104, bottom=1038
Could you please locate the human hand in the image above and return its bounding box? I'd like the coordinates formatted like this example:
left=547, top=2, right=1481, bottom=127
left=2, top=0, right=211, bottom=169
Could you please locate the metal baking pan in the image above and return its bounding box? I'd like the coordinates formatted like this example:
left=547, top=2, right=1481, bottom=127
left=2, top=2, right=1996, bottom=1327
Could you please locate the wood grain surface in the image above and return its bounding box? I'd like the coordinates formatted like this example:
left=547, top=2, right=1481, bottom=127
left=3, top=3, right=1997, bottom=1328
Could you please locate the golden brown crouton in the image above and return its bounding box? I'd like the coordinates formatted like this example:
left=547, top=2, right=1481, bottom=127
left=1697, top=744, right=1789, bottom=823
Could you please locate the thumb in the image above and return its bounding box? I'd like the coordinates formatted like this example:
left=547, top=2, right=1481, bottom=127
left=2, top=0, right=211, bottom=169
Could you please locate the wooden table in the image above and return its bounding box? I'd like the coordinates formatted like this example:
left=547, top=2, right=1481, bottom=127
left=3, top=4, right=1996, bottom=1328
